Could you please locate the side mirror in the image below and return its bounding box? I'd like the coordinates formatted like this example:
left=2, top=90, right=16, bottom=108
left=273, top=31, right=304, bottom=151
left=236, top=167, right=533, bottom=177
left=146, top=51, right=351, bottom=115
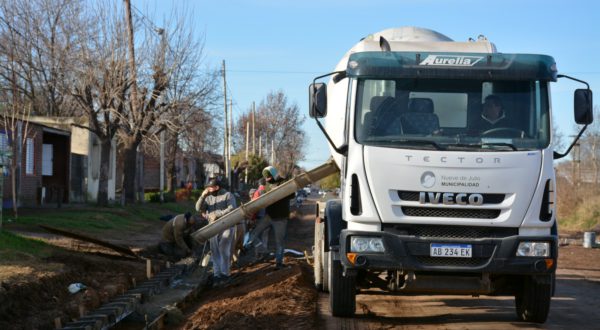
left=574, top=89, right=593, bottom=125
left=309, top=83, right=327, bottom=118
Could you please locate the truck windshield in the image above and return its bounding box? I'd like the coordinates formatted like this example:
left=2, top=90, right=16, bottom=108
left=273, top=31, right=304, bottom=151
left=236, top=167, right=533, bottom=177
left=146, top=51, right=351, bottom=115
left=354, top=79, right=550, bottom=151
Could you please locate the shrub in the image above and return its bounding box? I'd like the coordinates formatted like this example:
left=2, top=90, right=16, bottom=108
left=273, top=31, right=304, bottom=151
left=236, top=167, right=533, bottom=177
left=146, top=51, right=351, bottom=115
left=190, top=189, right=202, bottom=202
left=175, top=188, right=190, bottom=202
left=144, top=191, right=175, bottom=203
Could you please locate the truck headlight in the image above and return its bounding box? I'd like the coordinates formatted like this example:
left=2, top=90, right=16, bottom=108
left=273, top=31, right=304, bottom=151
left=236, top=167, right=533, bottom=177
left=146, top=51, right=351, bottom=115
left=350, top=236, right=385, bottom=253
left=516, top=242, right=550, bottom=257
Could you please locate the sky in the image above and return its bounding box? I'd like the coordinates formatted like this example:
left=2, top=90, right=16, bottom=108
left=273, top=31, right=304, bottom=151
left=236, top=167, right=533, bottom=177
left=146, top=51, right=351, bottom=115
left=136, top=0, right=600, bottom=169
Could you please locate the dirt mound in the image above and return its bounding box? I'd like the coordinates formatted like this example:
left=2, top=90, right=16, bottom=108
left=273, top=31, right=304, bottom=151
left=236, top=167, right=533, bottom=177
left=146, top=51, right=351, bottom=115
left=0, top=252, right=146, bottom=330
left=180, top=258, right=317, bottom=330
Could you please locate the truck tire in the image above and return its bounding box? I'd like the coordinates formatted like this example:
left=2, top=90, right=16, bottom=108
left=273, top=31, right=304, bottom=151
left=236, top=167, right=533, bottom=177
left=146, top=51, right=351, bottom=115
left=313, top=222, right=324, bottom=291
left=329, top=252, right=356, bottom=317
left=515, top=275, right=552, bottom=323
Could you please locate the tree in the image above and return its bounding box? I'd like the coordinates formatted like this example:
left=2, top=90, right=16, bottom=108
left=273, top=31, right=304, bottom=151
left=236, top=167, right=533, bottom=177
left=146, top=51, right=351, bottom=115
left=157, top=28, right=220, bottom=192
left=120, top=1, right=219, bottom=203
left=0, top=0, right=81, bottom=117
left=0, top=103, right=34, bottom=220
left=576, top=105, right=600, bottom=184
left=234, top=91, right=306, bottom=177
left=230, top=152, right=268, bottom=188
left=68, top=0, right=127, bottom=206
left=0, top=0, right=81, bottom=215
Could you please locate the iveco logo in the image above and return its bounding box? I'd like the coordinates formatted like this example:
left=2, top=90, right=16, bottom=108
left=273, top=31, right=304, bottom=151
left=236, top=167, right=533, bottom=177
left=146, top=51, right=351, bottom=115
left=419, top=192, right=484, bottom=205
left=420, top=171, right=436, bottom=188
left=419, top=55, right=484, bottom=67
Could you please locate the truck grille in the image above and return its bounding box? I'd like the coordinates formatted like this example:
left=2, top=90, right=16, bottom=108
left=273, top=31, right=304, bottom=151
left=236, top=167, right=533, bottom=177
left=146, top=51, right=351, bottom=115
left=383, top=224, right=518, bottom=239
left=401, top=206, right=500, bottom=219
left=397, top=191, right=505, bottom=204
left=414, top=256, right=489, bottom=268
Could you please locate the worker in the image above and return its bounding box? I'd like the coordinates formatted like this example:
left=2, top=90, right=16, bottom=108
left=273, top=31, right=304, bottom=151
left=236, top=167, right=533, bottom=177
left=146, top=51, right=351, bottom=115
left=249, top=178, right=270, bottom=263
left=245, top=166, right=293, bottom=270
left=159, top=212, right=200, bottom=260
left=479, top=94, right=509, bottom=131
left=195, top=177, right=237, bottom=286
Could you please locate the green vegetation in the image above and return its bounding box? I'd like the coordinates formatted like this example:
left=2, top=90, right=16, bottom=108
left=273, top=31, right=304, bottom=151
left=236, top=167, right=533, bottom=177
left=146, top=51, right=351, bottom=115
left=16, top=210, right=135, bottom=231
left=231, top=153, right=268, bottom=185
left=319, top=171, right=341, bottom=190
left=14, top=202, right=192, bottom=233
left=0, top=202, right=198, bottom=261
left=558, top=195, right=600, bottom=231
left=0, top=230, right=53, bottom=260
left=144, top=191, right=176, bottom=203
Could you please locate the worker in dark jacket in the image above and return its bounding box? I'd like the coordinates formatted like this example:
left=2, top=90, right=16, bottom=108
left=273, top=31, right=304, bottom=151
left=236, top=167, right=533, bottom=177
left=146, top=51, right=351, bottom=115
left=245, top=166, right=293, bottom=269
left=159, top=212, right=199, bottom=259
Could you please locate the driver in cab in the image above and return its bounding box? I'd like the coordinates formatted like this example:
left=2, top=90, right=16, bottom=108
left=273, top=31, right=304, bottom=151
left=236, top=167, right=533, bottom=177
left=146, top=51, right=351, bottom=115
left=479, top=94, right=508, bottom=131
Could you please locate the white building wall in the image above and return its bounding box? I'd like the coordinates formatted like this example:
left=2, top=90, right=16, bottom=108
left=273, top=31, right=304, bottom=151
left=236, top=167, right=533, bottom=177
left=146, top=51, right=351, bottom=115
left=87, top=135, right=116, bottom=201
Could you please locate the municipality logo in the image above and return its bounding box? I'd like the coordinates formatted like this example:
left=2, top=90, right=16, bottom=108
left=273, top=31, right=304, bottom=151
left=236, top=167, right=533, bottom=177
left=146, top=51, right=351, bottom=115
left=420, top=171, right=436, bottom=188
left=419, top=55, right=484, bottom=67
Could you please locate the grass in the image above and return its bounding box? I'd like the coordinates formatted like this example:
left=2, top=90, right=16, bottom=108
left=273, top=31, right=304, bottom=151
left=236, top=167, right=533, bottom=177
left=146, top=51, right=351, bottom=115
left=16, top=210, right=135, bottom=231
left=558, top=195, right=600, bottom=231
left=0, top=230, right=54, bottom=260
left=12, top=202, right=193, bottom=233
left=0, top=202, right=194, bottom=260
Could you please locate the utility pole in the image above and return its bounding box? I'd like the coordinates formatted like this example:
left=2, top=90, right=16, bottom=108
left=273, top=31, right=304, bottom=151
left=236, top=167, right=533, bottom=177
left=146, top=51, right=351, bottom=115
left=252, top=101, right=256, bottom=155
left=124, top=0, right=143, bottom=202
left=222, top=60, right=229, bottom=182
left=159, top=131, right=164, bottom=202
left=229, top=99, right=233, bottom=190
left=271, top=139, right=275, bottom=166
left=245, top=123, right=249, bottom=184
left=158, top=27, right=166, bottom=203
left=258, top=136, right=262, bottom=158
left=124, top=0, right=138, bottom=115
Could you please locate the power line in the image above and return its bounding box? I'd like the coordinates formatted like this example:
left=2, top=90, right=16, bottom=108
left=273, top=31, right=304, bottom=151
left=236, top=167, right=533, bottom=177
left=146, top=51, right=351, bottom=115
left=130, top=3, right=161, bottom=33
left=227, top=69, right=322, bottom=75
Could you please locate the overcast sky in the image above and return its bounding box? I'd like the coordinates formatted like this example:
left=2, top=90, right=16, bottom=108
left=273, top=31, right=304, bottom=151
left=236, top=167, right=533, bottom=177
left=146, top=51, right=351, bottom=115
left=137, top=0, right=600, bottom=169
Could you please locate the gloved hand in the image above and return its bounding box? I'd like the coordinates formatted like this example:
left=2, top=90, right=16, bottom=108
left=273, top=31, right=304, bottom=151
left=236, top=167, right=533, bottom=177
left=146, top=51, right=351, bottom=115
left=201, top=188, right=210, bottom=197
left=208, top=213, right=218, bottom=223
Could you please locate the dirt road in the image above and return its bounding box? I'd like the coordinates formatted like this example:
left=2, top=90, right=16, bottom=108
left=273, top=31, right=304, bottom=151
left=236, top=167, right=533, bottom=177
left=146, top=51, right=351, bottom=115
left=4, top=200, right=600, bottom=329
left=311, top=195, right=600, bottom=329
left=319, top=274, right=600, bottom=329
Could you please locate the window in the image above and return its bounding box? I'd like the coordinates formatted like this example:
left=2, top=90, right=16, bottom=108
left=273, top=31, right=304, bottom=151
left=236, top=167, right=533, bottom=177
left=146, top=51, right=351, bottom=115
left=0, top=132, right=8, bottom=152
left=354, top=78, right=550, bottom=151
left=42, top=144, right=53, bottom=176
left=26, top=138, right=34, bottom=175
left=0, top=132, right=9, bottom=173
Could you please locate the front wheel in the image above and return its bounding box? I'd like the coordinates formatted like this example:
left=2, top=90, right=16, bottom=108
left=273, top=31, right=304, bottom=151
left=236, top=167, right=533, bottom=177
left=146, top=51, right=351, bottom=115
left=515, top=274, right=553, bottom=323
left=329, top=252, right=356, bottom=317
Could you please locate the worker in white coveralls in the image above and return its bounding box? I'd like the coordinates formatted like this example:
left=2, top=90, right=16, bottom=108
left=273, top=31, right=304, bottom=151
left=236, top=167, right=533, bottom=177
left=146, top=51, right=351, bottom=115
left=195, top=177, right=237, bottom=286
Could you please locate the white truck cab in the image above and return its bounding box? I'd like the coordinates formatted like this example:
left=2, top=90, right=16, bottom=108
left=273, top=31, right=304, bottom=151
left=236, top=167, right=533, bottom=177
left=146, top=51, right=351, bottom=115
left=309, top=27, right=593, bottom=323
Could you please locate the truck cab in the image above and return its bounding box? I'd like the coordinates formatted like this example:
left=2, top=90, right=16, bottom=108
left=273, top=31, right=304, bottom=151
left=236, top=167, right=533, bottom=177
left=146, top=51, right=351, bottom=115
left=309, top=27, right=593, bottom=323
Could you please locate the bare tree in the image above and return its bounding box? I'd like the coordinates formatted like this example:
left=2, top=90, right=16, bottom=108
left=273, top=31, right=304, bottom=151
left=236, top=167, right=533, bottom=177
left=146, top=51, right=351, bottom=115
left=0, top=96, right=34, bottom=220
left=120, top=1, right=220, bottom=203
left=0, top=0, right=82, bottom=217
left=67, top=1, right=128, bottom=206
left=0, top=0, right=81, bottom=117
left=577, top=105, right=600, bottom=184
left=234, top=91, right=306, bottom=177
left=156, top=27, right=221, bottom=192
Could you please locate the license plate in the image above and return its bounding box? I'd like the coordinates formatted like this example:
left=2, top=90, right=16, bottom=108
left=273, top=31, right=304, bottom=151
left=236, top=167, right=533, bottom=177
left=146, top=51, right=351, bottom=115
left=430, top=243, right=472, bottom=258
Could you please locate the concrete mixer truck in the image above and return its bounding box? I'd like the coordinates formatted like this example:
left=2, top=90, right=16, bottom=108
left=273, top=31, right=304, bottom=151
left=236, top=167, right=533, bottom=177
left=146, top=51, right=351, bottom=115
left=308, top=27, right=593, bottom=323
